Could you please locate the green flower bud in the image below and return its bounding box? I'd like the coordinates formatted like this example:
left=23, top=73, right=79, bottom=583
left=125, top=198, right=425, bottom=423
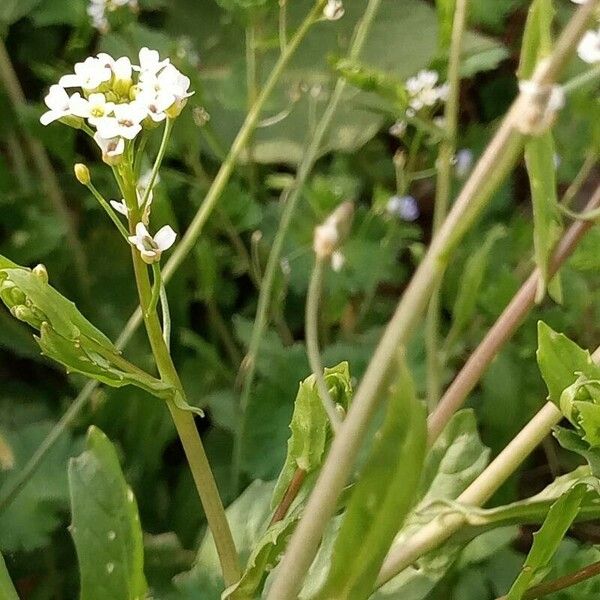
left=74, top=164, right=91, bottom=186
left=32, top=264, right=48, bottom=284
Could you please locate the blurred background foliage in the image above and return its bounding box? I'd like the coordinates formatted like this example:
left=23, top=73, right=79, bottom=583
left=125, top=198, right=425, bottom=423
left=0, top=0, right=599, bottom=597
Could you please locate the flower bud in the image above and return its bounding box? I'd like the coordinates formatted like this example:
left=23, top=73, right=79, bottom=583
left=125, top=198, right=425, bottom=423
left=74, top=163, right=91, bottom=186
left=313, top=201, right=354, bottom=259
left=33, top=264, right=49, bottom=284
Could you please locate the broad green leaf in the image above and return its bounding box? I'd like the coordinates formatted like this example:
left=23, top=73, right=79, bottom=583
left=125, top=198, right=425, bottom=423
left=175, top=480, right=277, bottom=599
left=554, top=428, right=600, bottom=477
left=0, top=553, right=18, bottom=600
left=518, top=0, right=562, bottom=302
left=0, top=421, right=79, bottom=552
left=506, top=484, right=587, bottom=600
left=536, top=322, right=600, bottom=405
left=68, top=426, right=147, bottom=600
left=445, top=226, right=505, bottom=350
left=313, top=353, right=427, bottom=600
left=271, top=362, right=352, bottom=509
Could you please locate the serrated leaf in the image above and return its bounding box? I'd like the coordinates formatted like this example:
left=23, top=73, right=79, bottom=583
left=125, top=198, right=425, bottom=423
left=313, top=353, right=427, bottom=600
left=506, top=484, right=587, bottom=600
left=271, top=362, right=352, bottom=509
left=0, top=553, right=18, bottom=600
left=554, top=428, right=600, bottom=478
left=536, top=322, right=600, bottom=405
left=68, top=426, right=147, bottom=600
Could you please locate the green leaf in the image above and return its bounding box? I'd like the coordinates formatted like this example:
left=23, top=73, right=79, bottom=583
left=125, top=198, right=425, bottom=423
left=224, top=510, right=300, bottom=599
left=505, top=484, right=587, bottom=600
left=0, top=421, right=79, bottom=552
left=271, top=362, right=352, bottom=509
left=0, top=553, right=18, bottom=600
left=524, top=133, right=563, bottom=302
left=313, top=353, right=427, bottom=600
left=554, top=428, right=600, bottom=477
left=68, top=426, right=147, bottom=600
left=445, top=226, right=505, bottom=350
left=0, top=0, right=43, bottom=24
left=175, top=480, right=277, bottom=599
left=536, top=322, right=600, bottom=405
left=518, top=0, right=553, bottom=80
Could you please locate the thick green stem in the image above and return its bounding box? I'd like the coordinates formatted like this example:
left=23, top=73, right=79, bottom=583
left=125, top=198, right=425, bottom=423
left=124, top=171, right=240, bottom=587
left=233, top=0, right=384, bottom=494
left=267, top=5, right=598, bottom=597
left=306, top=257, right=342, bottom=430
left=426, top=0, right=469, bottom=409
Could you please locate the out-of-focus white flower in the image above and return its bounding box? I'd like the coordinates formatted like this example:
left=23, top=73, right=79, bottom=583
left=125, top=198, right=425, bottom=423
left=59, top=56, right=112, bottom=90
left=389, top=120, right=407, bottom=138
left=331, top=250, right=345, bottom=272
left=40, top=85, right=73, bottom=125
left=454, top=149, right=474, bottom=178
left=517, top=80, right=565, bottom=134
left=94, top=132, right=125, bottom=163
left=128, top=222, right=176, bottom=263
left=69, top=92, right=115, bottom=125
left=571, top=0, right=588, bottom=3
left=314, top=221, right=339, bottom=258
left=578, top=28, right=600, bottom=64
left=386, top=195, right=419, bottom=222
left=405, top=70, right=448, bottom=112
left=87, top=0, right=138, bottom=32
left=323, top=0, right=344, bottom=20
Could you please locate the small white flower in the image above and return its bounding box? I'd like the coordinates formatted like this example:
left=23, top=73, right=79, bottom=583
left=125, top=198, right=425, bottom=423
left=323, top=0, right=344, bottom=20
left=128, top=222, right=177, bottom=264
left=135, top=47, right=170, bottom=76
left=69, top=92, right=115, bottom=124
left=406, top=70, right=448, bottom=112
left=578, top=29, right=600, bottom=64
left=331, top=250, right=345, bottom=272
left=94, top=132, right=125, bottom=162
left=95, top=101, right=147, bottom=139
left=59, top=56, right=112, bottom=90
left=454, top=149, right=473, bottom=178
left=40, top=85, right=72, bottom=125
left=389, top=120, right=407, bottom=138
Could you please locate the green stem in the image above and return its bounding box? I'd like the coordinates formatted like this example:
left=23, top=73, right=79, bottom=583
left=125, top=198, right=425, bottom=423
left=563, top=63, right=600, bottom=94
left=267, top=4, right=598, bottom=596
left=233, top=0, right=384, bottom=494
left=85, top=181, right=130, bottom=239
left=139, top=118, right=173, bottom=210
left=0, top=0, right=340, bottom=517
left=279, top=0, right=288, bottom=53
left=245, top=19, right=260, bottom=195
left=147, top=263, right=162, bottom=317
left=521, top=559, right=600, bottom=599
left=306, top=257, right=342, bottom=430
left=159, top=283, right=171, bottom=351
left=123, top=169, right=240, bottom=587
left=426, top=0, right=469, bottom=410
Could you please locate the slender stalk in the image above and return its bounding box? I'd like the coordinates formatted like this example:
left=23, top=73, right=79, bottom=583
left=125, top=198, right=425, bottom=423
left=426, top=0, right=469, bottom=409
left=279, top=0, right=288, bottom=53
left=6, top=133, right=32, bottom=193
left=561, top=152, right=597, bottom=208
left=84, top=180, right=130, bottom=239
left=139, top=118, right=173, bottom=210
left=0, top=0, right=327, bottom=515
left=159, top=283, right=171, bottom=350
left=123, top=171, right=240, bottom=586
left=427, top=183, right=600, bottom=444
left=563, top=63, right=600, bottom=94
left=306, top=257, right=343, bottom=430
left=521, top=559, right=600, bottom=599
left=233, top=0, right=384, bottom=493
left=267, top=5, right=598, bottom=596
left=270, top=468, right=306, bottom=525
left=245, top=19, right=260, bottom=194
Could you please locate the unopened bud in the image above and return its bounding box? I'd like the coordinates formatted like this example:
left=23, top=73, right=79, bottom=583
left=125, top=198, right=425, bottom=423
left=323, top=0, right=344, bottom=20
left=313, top=201, right=354, bottom=259
left=74, top=163, right=91, bottom=186
left=33, top=264, right=48, bottom=284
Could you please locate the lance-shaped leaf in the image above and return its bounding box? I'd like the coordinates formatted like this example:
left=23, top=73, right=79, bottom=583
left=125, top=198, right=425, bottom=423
left=68, top=426, right=147, bottom=600
left=0, top=553, right=18, bottom=600
left=505, top=484, right=587, bottom=600
left=312, top=353, right=427, bottom=600
left=518, top=0, right=562, bottom=302
left=271, top=362, right=352, bottom=509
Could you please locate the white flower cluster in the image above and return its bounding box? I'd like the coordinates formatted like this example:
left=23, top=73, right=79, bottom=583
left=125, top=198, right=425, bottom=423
left=578, top=28, right=600, bottom=63
left=405, top=70, right=449, bottom=114
left=40, top=48, right=193, bottom=163
left=88, top=0, right=138, bottom=33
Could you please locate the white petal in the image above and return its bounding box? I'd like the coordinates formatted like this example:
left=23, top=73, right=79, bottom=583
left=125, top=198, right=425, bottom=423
left=58, top=74, right=80, bottom=88
left=110, top=200, right=128, bottom=216
left=153, top=225, right=177, bottom=251
left=40, top=110, right=62, bottom=125
left=69, top=93, right=90, bottom=118
left=135, top=222, right=150, bottom=239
